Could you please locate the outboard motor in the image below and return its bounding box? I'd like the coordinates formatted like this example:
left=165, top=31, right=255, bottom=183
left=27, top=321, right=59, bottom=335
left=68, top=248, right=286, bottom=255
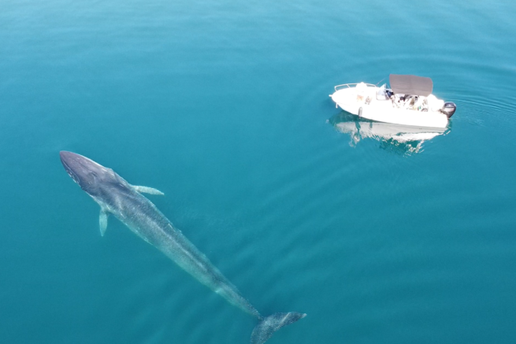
left=441, top=102, right=457, bottom=118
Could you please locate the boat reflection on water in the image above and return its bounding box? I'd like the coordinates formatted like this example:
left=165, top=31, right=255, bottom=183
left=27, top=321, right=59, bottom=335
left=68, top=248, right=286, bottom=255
left=328, top=113, right=449, bottom=155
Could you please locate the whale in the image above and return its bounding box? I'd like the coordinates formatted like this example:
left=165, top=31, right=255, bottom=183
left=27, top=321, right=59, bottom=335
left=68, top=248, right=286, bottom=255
left=59, top=151, right=305, bottom=344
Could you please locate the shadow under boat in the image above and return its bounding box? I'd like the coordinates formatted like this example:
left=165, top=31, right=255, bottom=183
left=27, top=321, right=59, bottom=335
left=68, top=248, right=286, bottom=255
left=328, top=112, right=450, bottom=154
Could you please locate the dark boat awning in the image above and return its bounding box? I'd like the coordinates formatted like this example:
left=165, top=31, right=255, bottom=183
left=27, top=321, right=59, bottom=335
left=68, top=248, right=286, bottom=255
left=389, top=74, right=433, bottom=96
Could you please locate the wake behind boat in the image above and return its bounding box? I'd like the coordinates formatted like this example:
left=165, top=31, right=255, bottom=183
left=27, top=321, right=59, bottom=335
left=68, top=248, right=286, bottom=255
left=330, top=74, right=456, bottom=128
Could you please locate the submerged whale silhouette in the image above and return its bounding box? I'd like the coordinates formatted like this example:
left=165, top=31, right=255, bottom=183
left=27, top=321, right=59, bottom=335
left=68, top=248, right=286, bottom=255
left=59, top=151, right=305, bottom=344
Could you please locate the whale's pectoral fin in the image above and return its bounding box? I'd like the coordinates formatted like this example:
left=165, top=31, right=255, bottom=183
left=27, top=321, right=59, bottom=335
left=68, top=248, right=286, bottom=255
left=250, top=312, right=306, bottom=344
left=99, top=208, right=109, bottom=236
left=132, top=185, right=165, bottom=196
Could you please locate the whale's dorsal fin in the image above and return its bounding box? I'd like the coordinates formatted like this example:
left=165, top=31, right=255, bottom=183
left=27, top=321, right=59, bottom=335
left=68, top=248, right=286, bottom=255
left=133, top=185, right=165, bottom=196
left=99, top=208, right=109, bottom=236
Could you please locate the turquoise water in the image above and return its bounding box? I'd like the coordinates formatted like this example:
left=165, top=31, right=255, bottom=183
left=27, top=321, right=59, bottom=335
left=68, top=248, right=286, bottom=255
left=1, top=0, right=516, bottom=343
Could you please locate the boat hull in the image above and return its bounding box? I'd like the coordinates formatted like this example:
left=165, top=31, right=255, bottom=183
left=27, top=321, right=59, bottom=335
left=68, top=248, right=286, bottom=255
left=330, top=86, right=449, bottom=129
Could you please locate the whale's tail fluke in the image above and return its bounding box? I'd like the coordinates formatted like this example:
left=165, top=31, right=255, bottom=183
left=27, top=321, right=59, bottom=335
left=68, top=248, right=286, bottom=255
left=250, top=312, right=306, bottom=344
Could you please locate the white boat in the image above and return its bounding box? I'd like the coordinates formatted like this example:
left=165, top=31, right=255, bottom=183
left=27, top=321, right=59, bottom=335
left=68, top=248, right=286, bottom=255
left=330, top=74, right=456, bottom=128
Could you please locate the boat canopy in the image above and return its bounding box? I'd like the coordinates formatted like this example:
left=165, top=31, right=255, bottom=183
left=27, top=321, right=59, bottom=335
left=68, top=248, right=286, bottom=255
left=389, top=74, right=433, bottom=96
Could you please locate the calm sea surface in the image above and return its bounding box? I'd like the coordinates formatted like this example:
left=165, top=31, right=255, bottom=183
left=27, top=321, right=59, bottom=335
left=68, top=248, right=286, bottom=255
left=1, top=0, right=516, bottom=343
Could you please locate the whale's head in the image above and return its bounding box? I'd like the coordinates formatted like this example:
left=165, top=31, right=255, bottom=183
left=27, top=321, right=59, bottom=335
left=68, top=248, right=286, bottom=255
left=60, top=151, right=119, bottom=196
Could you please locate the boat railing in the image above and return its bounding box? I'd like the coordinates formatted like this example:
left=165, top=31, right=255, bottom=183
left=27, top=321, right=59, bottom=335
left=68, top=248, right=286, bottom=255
left=334, top=83, right=377, bottom=91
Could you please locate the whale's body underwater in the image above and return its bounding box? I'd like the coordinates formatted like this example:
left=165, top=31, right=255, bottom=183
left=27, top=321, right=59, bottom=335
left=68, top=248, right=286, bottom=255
left=59, top=151, right=305, bottom=344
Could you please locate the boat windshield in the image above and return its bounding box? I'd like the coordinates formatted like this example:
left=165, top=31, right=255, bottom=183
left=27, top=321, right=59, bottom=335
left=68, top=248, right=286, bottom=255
left=376, top=84, right=388, bottom=100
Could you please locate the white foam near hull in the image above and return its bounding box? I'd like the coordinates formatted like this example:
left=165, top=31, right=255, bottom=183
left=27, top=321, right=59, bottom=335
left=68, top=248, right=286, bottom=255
left=334, top=120, right=446, bottom=143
